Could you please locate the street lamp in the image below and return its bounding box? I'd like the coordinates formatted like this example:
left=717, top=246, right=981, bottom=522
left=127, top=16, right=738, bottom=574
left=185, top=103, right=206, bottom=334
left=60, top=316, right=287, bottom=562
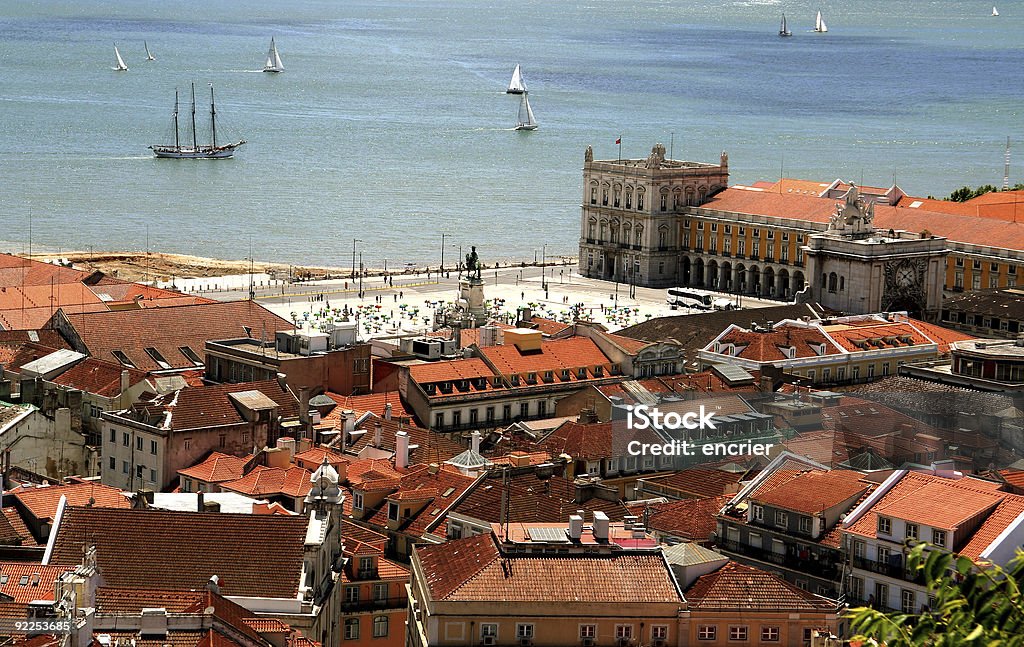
left=542, top=245, right=547, bottom=290
left=441, top=232, right=449, bottom=273
left=351, top=239, right=362, bottom=280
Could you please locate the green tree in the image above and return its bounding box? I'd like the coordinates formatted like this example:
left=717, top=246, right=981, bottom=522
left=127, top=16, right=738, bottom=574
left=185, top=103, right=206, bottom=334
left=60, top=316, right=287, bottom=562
left=846, top=543, right=1024, bottom=646
left=946, top=183, right=1024, bottom=202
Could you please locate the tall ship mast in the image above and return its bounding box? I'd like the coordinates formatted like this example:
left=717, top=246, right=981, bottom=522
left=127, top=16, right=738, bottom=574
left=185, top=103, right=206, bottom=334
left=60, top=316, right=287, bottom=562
left=150, top=83, right=246, bottom=159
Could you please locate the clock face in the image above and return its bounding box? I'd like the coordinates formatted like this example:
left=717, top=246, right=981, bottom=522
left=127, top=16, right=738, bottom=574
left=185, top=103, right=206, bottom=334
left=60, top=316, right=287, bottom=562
left=896, top=266, right=916, bottom=286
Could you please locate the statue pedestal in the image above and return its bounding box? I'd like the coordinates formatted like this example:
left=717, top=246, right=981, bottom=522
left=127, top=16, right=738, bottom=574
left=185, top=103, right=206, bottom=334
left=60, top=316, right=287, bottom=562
left=458, top=278, right=487, bottom=327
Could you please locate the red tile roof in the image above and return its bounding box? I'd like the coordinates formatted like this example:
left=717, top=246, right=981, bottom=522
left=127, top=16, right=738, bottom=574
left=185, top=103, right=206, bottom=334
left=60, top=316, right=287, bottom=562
left=178, top=452, right=249, bottom=484
left=0, top=563, right=72, bottom=603
left=48, top=357, right=150, bottom=397
left=415, top=533, right=683, bottom=603
left=47, top=507, right=309, bottom=598
left=292, top=447, right=351, bottom=471
left=13, top=482, right=130, bottom=523
left=527, top=316, right=571, bottom=336
left=717, top=323, right=838, bottom=361
left=603, top=333, right=652, bottom=353
left=753, top=469, right=872, bottom=515
left=639, top=468, right=750, bottom=499
left=844, top=472, right=1005, bottom=539
left=220, top=466, right=313, bottom=499
left=684, top=561, right=836, bottom=611
left=362, top=465, right=477, bottom=536
left=321, top=391, right=413, bottom=420
left=58, top=301, right=294, bottom=372
left=479, top=338, right=613, bottom=376
left=959, top=494, right=1024, bottom=560
left=1, top=508, right=37, bottom=546
left=124, top=379, right=298, bottom=431
left=704, top=186, right=1024, bottom=253
left=408, top=358, right=494, bottom=384
left=451, top=473, right=628, bottom=526
left=637, top=496, right=728, bottom=542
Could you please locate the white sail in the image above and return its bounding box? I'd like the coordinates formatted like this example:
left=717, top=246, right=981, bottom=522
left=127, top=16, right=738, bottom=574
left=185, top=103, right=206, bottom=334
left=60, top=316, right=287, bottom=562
left=993, top=6, right=999, bottom=16
left=113, top=44, right=128, bottom=71
left=516, top=92, right=537, bottom=130
left=263, top=37, right=284, bottom=72
left=145, top=41, right=154, bottom=61
left=779, top=13, right=791, bottom=36
left=814, top=10, right=828, bottom=32
left=507, top=64, right=526, bottom=94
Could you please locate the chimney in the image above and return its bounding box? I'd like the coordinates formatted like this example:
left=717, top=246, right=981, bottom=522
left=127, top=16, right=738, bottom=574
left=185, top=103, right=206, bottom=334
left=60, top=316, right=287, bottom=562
left=471, top=430, right=481, bottom=454
left=207, top=575, right=221, bottom=595
left=298, top=387, right=311, bottom=431
left=395, top=431, right=409, bottom=470
left=384, top=402, right=393, bottom=420
left=592, top=511, right=609, bottom=541
left=374, top=421, right=383, bottom=448
left=568, top=514, right=583, bottom=540
left=139, top=608, right=168, bottom=638
left=428, top=462, right=439, bottom=475
left=623, top=515, right=637, bottom=531
left=197, top=490, right=204, bottom=512
left=203, top=501, right=221, bottom=513
left=120, top=370, right=130, bottom=396
left=343, top=409, right=356, bottom=434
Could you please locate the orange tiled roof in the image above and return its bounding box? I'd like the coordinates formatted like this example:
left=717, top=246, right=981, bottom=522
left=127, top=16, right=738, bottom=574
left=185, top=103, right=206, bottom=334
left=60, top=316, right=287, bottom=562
left=362, top=464, right=476, bottom=536
left=321, top=391, right=413, bottom=420
left=639, top=496, right=728, bottom=542
left=347, top=459, right=403, bottom=490
left=452, top=472, right=628, bottom=526
left=753, top=469, right=872, bottom=515
left=49, top=357, right=150, bottom=398
left=48, top=506, right=309, bottom=598
left=527, top=316, right=571, bottom=336
left=603, top=333, right=653, bottom=353
left=704, top=186, right=1024, bottom=253
left=1, top=508, right=37, bottom=546
left=897, top=189, right=1024, bottom=222
left=0, top=563, right=71, bottom=603
left=822, top=322, right=931, bottom=353
left=408, top=358, right=494, bottom=384
left=641, top=468, right=751, bottom=499
left=123, top=379, right=298, bottom=431
left=57, top=301, right=294, bottom=372
left=685, top=561, right=836, bottom=611
left=13, top=482, right=130, bottom=523
left=718, top=323, right=839, bottom=361
left=178, top=452, right=249, bottom=484
left=292, top=447, right=351, bottom=471
left=479, top=337, right=613, bottom=376
left=844, top=472, right=1005, bottom=539
left=221, top=466, right=313, bottom=499
left=959, top=494, right=1024, bottom=560
left=416, top=533, right=682, bottom=603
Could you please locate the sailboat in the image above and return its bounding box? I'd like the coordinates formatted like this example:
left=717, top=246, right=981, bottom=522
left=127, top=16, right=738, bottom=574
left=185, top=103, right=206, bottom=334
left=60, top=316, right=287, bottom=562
left=145, top=41, right=155, bottom=61
left=779, top=13, right=792, bottom=37
left=507, top=63, right=526, bottom=94
left=263, top=37, right=284, bottom=73
left=515, top=92, right=537, bottom=131
left=150, top=83, right=246, bottom=159
left=113, top=43, right=128, bottom=71
left=814, top=10, right=828, bottom=32
left=992, top=6, right=999, bottom=16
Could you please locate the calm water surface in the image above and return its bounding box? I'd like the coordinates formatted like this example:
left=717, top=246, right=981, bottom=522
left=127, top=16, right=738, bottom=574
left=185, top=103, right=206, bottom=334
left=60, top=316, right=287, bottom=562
left=1, top=0, right=1022, bottom=266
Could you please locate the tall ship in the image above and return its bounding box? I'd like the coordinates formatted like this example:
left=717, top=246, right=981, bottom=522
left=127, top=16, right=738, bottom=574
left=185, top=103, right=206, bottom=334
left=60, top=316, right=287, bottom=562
left=150, top=83, right=246, bottom=159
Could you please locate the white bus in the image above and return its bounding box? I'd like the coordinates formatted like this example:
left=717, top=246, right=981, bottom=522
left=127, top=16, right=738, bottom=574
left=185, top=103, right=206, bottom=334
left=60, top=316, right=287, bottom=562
left=666, top=288, right=736, bottom=311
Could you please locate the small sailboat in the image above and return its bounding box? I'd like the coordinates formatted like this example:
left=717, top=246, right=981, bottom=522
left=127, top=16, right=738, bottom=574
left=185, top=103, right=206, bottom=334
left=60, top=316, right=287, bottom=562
left=779, top=13, right=792, bottom=37
left=150, top=83, right=246, bottom=159
left=263, top=37, right=284, bottom=73
left=515, top=92, right=537, bottom=131
left=507, top=63, right=526, bottom=94
left=145, top=41, right=155, bottom=61
left=113, top=43, right=128, bottom=71
left=814, top=10, right=828, bottom=32
left=992, top=6, right=999, bottom=16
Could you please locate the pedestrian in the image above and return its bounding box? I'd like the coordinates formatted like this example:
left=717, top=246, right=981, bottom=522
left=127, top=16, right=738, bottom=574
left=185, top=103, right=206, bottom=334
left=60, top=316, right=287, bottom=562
left=394, top=294, right=398, bottom=302
left=400, top=290, right=404, bottom=299
left=521, top=291, right=525, bottom=300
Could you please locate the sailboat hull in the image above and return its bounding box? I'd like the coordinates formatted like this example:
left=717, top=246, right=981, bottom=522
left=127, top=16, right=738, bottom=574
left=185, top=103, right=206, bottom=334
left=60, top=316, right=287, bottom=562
left=150, top=142, right=245, bottom=159
left=506, top=89, right=524, bottom=95
left=514, top=124, right=538, bottom=131
left=263, top=68, right=283, bottom=73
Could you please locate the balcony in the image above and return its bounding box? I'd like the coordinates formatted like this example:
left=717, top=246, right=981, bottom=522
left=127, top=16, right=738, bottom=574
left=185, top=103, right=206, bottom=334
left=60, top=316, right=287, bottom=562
left=719, top=539, right=841, bottom=581
left=851, top=556, right=925, bottom=584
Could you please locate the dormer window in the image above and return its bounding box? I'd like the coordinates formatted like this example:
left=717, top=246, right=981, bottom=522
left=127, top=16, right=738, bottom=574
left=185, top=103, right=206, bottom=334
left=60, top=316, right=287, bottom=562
left=359, top=555, right=376, bottom=577
left=492, top=377, right=502, bottom=387
left=577, top=367, right=587, bottom=379
left=594, top=366, right=603, bottom=377
left=561, top=369, right=571, bottom=380
left=425, top=384, right=437, bottom=395
left=511, top=374, right=520, bottom=386
left=544, top=371, right=554, bottom=382
left=526, top=373, right=537, bottom=384
left=388, top=502, right=400, bottom=522
left=111, top=350, right=137, bottom=368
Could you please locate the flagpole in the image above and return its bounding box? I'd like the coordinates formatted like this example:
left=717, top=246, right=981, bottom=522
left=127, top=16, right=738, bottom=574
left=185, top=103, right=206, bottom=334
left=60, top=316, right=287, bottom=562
left=617, top=136, right=622, bottom=162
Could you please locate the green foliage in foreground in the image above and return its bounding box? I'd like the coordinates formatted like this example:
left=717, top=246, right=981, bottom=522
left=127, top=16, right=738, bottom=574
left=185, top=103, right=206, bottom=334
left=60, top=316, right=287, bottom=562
left=846, top=543, right=1024, bottom=646
left=943, top=183, right=1024, bottom=202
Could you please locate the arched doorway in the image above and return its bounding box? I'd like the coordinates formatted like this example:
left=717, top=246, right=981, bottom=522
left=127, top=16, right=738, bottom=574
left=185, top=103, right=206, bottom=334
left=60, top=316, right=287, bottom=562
left=719, top=261, right=731, bottom=291
left=681, top=257, right=692, bottom=286
left=695, top=258, right=705, bottom=286
left=793, top=271, right=806, bottom=295
left=735, top=263, right=747, bottom=293
left=778, top=268, right=790, bottom=299
left=749, top=265, right=760, bottom=295
left=764, top=267, right=775, bottom=297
